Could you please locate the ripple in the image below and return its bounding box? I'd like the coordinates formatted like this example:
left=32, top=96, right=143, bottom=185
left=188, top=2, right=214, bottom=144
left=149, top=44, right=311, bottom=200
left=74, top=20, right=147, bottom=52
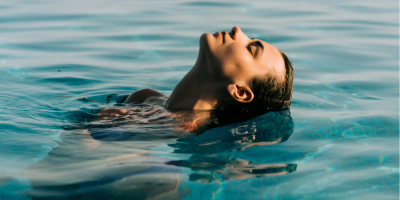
left=3, top=41, right=95, bottom=52
left=0, top=0, right=398, bottom=198
left=179, top=1, right=248, bottom=7
left=0, top=14, right=89, bottom=23
left=99, top=34, right=190, bottom=42
left=38, top=77, right=102, bottom=86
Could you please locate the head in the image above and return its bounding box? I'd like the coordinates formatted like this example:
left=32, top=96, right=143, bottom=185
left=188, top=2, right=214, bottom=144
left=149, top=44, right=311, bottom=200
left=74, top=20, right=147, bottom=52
left=198, top=26, right=293, bottom=119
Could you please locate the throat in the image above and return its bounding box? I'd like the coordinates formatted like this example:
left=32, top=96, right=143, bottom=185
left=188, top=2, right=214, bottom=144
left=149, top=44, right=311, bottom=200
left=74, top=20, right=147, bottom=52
left=192, top=99, right=217, bottom=110
left=166, top=86, right=218, bottom=111
left=166, top=59, right=227, bottom=111
left=166, top=76, right=220, bottom=111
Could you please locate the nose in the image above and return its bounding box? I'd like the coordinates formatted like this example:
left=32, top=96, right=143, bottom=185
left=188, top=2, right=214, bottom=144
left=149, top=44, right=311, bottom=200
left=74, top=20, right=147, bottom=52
left=229, top=26, right=249, bottom=42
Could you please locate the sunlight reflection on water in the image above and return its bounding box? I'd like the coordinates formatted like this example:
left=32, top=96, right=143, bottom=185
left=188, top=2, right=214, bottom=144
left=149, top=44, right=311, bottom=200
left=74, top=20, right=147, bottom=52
left=0, top=0, right=398, bottom=199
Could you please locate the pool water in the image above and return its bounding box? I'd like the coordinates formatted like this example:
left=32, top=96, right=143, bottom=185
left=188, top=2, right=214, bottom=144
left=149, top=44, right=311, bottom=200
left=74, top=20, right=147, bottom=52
left=0, top=0, right=398, bottom=199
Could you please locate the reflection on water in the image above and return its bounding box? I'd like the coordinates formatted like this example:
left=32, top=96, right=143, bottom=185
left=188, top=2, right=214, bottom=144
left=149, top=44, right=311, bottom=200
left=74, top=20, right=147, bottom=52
left=21, top=107, right=294, bottom=199
left=168, top=110, right=295, bottom=181
left=0, top=0, right=398, bottom=199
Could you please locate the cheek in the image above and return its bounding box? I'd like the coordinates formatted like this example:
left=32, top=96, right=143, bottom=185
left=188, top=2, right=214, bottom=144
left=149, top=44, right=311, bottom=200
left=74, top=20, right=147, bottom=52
left=221, top=46, right=253, bottom=70
left=211, top=46, right=254, bottom=79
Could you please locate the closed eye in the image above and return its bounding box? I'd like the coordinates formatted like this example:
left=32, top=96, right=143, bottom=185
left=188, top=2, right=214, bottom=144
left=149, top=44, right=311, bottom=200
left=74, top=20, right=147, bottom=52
left=251, top=38, right=264, bottom=48
left=247, top=43, right=260, bottom=56
left=255, top=41, right=263, bottom=48
left=247, top=38, right=255, bottom=55
left=247, top=38, right=264, bottom=56
left=247, top=45, right=253, bottom=55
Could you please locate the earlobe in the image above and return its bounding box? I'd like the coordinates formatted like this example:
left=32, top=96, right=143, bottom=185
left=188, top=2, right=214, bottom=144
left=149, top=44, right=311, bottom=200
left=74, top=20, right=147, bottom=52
left=227, top=84, right=254, bottom=103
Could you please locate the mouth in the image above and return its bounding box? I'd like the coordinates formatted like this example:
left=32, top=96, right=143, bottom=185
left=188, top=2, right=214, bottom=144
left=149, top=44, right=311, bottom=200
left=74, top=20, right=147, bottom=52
left=222, top=31, right=233, bottom=44
left=222, top=30, right=235, bottom=44
left=212, top=31, right=232, bottom=44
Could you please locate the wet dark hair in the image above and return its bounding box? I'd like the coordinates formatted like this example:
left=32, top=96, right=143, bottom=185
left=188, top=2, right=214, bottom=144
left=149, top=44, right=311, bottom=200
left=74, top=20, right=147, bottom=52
left=212, top=51, right=293, bottom=125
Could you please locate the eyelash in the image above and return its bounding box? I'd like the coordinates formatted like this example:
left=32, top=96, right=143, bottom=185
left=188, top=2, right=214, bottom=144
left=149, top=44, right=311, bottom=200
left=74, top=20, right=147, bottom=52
left=247, top=39, right=262, bottom=55
left=247, top=45, right=252, bottom=55
left=247, top=38, right=257, bottom=55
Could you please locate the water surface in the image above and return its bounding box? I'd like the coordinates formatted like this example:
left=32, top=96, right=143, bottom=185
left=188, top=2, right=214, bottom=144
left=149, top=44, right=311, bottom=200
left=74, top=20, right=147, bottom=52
left=0, top=0, right=398, bottom=199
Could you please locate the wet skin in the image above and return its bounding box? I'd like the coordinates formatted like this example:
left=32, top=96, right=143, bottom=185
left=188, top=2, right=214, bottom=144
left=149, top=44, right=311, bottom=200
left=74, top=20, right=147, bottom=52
left=98, top=26, right=286, bottom=132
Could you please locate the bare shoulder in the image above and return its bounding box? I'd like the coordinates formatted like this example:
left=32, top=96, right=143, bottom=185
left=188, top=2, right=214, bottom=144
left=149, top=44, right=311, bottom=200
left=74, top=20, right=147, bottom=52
left=125, top=88, right=166, bottom=103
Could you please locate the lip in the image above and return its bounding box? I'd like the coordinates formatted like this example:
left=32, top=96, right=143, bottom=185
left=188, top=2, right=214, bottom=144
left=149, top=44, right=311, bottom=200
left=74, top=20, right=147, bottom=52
left=213, top=31, right=232, bottom=44
left=213, top=31, right=225, bottom=44
left=222, top=31, right=233, bottom=42
left=213, top=31, right=221, bottom=37
left=222, top=31, right=233, bottom=43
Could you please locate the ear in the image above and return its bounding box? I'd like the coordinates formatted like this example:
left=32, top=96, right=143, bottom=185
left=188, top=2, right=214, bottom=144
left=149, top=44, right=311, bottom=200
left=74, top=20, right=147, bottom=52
left=227, top=84, right=254, bottom=103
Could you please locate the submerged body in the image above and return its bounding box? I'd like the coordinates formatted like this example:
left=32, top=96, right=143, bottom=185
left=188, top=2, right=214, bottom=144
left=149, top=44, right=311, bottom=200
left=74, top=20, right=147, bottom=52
left=97, top=89, right=212, bottom=133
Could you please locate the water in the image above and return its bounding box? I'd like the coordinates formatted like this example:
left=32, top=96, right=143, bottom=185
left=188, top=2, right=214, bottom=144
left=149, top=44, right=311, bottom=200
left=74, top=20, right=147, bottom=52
left=0, top=0, right=398, bottom=199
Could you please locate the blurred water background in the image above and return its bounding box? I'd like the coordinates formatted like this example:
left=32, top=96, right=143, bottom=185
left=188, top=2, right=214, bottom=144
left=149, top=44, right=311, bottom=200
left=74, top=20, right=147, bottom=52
left=0, top=0, right=398, bottom=199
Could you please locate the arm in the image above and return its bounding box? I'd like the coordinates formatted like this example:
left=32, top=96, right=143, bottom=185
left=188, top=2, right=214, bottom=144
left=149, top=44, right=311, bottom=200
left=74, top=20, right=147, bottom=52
left=97, top=89, right=164, bottom=119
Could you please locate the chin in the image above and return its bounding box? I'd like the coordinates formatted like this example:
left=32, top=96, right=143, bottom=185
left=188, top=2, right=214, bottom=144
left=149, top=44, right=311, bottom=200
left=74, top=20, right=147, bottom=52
left=199, top=33, right=218, bottom=57
left=200, top=33, right=212, bottom=49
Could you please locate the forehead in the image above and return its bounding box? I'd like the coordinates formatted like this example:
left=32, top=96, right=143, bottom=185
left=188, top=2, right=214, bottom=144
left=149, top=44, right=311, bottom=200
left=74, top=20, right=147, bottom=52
left=259, top=41, right=285, bottom=82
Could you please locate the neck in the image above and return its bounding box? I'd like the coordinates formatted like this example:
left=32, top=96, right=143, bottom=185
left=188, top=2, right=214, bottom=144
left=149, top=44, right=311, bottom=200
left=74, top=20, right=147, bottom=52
left=166, top=59, right=227, bottom=111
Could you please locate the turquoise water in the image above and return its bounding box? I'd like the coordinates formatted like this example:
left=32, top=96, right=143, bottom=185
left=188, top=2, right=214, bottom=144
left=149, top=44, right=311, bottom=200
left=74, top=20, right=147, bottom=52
left=0, top=0, right=398, bottom=199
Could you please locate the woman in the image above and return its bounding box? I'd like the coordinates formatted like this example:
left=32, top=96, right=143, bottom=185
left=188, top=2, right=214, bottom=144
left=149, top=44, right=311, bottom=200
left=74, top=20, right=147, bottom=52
left=97, top=26, right=294, bottom=132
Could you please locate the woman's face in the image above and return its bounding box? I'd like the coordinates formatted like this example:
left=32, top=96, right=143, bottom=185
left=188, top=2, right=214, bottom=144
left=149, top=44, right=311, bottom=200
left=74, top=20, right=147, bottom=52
left=200, top=26, right=285, bottom=84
